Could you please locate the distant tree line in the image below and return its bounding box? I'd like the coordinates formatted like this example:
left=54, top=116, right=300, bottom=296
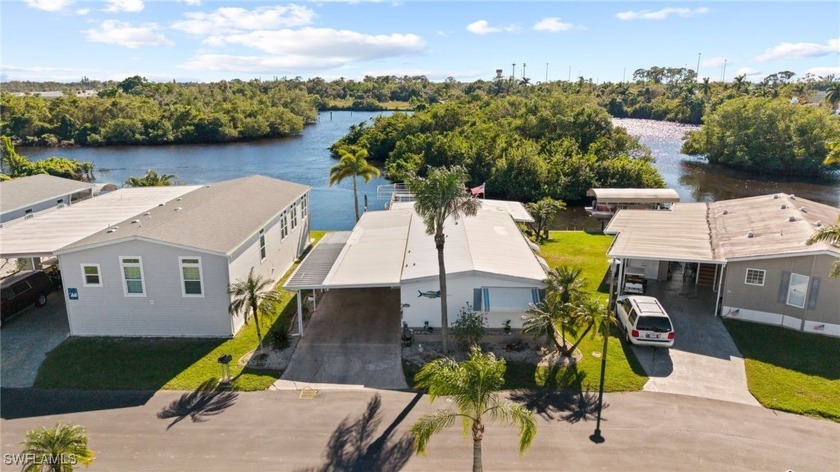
left=331, top=91, right=664, bottom=202
left=1, top=76, right=317, bottom=147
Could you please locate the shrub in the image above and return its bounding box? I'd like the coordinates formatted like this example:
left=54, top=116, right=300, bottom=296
left=270, top=329, right=290, bottom=351
left=452, top=304, right=486, bottom=349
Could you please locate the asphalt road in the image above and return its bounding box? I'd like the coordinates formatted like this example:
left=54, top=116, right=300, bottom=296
left=2, top=388, right=837, bottom=471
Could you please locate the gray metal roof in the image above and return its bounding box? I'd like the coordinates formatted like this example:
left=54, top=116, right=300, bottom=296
left=0, top=174, right=94, bottom=214
left=58, top=175, right=309, bottom=256
left=605, top=194, right=840, bottom=263
left=0, top=186, right=200, bottom=258
left=284, top=232, right=351, bottom=290
left=586, top=188, right=680, bottom=204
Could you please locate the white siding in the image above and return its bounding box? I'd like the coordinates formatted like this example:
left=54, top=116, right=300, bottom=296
left=227, top=192, right=310, bottom=332
left=59, top=240, right=232, bottom=337
left=400, top=273, right=541, bottom=330
left=0, top=194, right=73, bottom=223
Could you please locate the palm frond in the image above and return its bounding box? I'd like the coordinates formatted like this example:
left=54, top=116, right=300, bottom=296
left=484, top=400, right=537, bottom=454
left=410, top=409, right=461, bottom=454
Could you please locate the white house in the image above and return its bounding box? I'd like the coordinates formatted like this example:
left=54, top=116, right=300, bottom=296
left=285, top=200, right=547, bottom=332
left=0, top=174, right=94, bottom=224
left=54, top=175, right=310, bottom=337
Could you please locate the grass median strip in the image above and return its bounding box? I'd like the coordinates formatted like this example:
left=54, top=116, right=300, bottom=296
left=35, top=231, right=325, bottom=392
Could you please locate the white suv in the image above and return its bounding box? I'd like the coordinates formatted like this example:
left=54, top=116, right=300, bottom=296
left=616, top=295, right=675, bottom=347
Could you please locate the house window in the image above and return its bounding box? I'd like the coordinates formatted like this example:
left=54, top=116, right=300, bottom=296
left=281, top=213, right=288, bottom=239
left=786, top=273, right=809, bottom=308
left=120, top=257, right=145, bottom=296
left=259, top=228, right=266, bottom=260
left=81, top=264, right=102, bottom=287
left=291, top=203, right=298, bottom=230
left=744, top=268, right=765, bottom=286
left=301, top=196, right=308, bottom=219
left=179, top=257, right=203, bottom=296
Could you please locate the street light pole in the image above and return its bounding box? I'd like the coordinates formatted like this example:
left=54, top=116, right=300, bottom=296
left=590, top=258, right=615, bottom=444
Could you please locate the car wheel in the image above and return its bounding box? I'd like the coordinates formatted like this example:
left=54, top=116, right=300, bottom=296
left=35, top=294, right=47, bottom=307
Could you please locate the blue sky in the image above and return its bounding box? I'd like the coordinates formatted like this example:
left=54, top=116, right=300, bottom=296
left=2, top=1, right=838, bottom=83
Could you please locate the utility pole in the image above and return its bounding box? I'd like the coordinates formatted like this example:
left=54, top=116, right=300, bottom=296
left=623, top=68, right=626, bottom=82
left=522, top=62, right=527, bottom=80
left=721, top=59, right=728, bottom=82
left=511, top=63, right=516, bottom=79
left=545, top=62, right=549, bottom=82
left=696, top=52, right=702, bottom=79
left=568, top=66, right=571, bottom=82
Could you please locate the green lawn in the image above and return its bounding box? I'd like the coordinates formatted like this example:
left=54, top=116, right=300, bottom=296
left=405, top=231, right=647, bottom=393
left=725, top=319, right=840, bottom=422
left=35, top=231, right=326, bottom=392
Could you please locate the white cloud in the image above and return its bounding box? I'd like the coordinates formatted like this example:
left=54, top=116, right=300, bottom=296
left=466, top=20, right=519, bottom=35
left=75, top=8, right=89, bottom=15
left=204, top=28, right=425, bottom=58
left=104, top=0, right=144, bottom=13
left=533, top=17, right=574, bottom=32
left=172, top=5, right=315, bottom=36
left=24, top=0, right=74, bottom=12
left=701, top=57, right=728, bottom=68
left=734, top=67, right=763, bottom=80
left=616, top=7, right=709, bottom=21
left=84, top=20, right=174, bottom=48
left=0, top=64, right=95, bottom=82
left=755, top=38, right=840, bottom=62
left=183, top=28, right=425, bottom=72
left=178, top=0, right=201, bottom=5
left=804, top=66, right=840, bottom=77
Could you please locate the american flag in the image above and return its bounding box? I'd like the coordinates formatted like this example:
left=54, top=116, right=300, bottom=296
left=470, top=183, right=485, bottom=196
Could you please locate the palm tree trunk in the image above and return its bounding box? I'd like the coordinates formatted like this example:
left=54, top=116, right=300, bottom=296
left=551, top=324, right=565, bottom=354
left=352, top=175, right=360, bottom=222
left=252, top=303, right=264, bottom=351
left=560, top=321, right=568, bottom=356
left=472, top=421, right=484, bottom=472
left=435, top=231, right=449, bottom=353
left=567, top=322, right=593, bottom=355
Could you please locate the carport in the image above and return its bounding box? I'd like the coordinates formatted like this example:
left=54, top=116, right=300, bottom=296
left=605, top=202, right=725, bottom=316
left=282, top=225, right=407, bottom=389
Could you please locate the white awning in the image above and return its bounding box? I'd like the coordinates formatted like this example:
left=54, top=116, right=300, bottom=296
left=587, top=188, right=680, bottom=204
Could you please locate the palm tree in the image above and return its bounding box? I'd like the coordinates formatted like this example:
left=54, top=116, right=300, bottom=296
left=699, top=77, right=712, bottom=98
left=228, top=268, right=281, bottom=351
left=408, top=166, right=480, bottom=353
left=824, top=82, right=840, bottom=112
left=411, top=347, right=537, bottom=472
left=525, top=197, right=566, bottom=244
left=732, top=74, right=747, bottom=94
left=328, top=146, right=380, bottom=222
left=124, top=169, right=176, bottom=187
left=807, top=216, right=840, bottom=277
left=20, top=423, right=95, bottom=472
left=522, top=297, right=566, bottom=354
left=564, top=296, right=605, bottom=355
left=542, top=266, right=587, bottom=355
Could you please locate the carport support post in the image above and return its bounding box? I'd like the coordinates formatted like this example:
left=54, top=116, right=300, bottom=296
left=295, top=290, right=304, bottom=337
left=714, top=264, right=725, bottom=317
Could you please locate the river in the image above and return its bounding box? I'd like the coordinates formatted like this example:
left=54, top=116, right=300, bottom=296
left=20, top=113, right=840, bottom=231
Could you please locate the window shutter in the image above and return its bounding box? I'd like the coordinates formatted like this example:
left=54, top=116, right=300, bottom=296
left=777, top=271, right=790, bottom=304
left=806, top=277, right=820, bottom=310
left=531, top=288, right=539, bottom=304
left=473, top=288, right=483, bottom=311
left=482, top=288, right=490, bottom=311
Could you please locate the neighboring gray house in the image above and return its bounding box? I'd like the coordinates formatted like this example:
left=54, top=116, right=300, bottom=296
left=0, top=174, right=94, bottom=224
left=55, top=175, right=310, bottom=337
left=605, top=193, right=840, bottom=337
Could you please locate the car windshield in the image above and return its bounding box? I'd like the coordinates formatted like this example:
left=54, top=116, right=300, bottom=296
left=636, top=316, right=672, bottom=333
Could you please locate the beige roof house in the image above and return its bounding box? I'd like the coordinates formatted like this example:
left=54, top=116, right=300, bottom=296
left=0, top=174, right=94, bottom=216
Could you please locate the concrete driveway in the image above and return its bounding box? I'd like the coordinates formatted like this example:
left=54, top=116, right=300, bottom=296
left=1, top=292, right=69, bottom=388
left=279, top=288, right=407, bottom=390
left=628, top=278, right=759, bottom=406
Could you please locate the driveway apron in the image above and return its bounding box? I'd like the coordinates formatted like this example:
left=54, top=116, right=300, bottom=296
left=1, top=294, right=69, bottom=388
left=279, top=288, right=407, bottom=390
left=629, top=278, right=760, bottom=406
